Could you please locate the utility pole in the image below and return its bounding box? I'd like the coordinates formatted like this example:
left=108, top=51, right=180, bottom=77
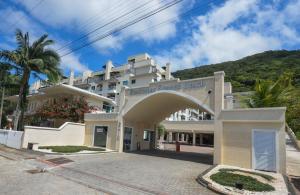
left=0, top=87, right=4, bottom=128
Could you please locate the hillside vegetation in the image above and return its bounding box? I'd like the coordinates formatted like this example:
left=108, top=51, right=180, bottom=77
left=173, top=50, right=300, bottom=92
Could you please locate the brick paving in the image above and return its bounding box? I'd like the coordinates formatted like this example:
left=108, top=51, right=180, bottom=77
left=0, top=145, right=216, bottom=195
left=53, top=150, right=216, bottom=195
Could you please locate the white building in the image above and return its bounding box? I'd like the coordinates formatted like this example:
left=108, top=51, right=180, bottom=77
left=30, top=53, right=201, bottom=121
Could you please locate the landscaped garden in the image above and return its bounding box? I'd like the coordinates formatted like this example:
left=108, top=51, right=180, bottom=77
left=210, top=168, right=275, bottom=192
left=201, top=165, right=288, bottom=194
left=38, top=146, right=105, bottom=153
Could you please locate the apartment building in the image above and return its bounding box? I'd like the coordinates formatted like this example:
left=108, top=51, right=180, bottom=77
left=29, top=53, right=201, bottom=121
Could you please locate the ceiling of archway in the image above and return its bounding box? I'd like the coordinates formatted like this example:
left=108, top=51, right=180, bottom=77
left=123, top=92, right=213, bottom=123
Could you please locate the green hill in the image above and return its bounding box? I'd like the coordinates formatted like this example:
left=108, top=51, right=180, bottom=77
left=172, top=50, right=300, bottom=92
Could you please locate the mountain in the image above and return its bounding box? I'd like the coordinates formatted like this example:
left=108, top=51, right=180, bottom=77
left=172, top=50, right=300, bottom=92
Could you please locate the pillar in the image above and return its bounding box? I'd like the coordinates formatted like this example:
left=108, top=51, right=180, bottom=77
left=213, top=71, right=225, bottom=164
left=69, top=69, right=74, bottom=85
left=193, top=132, right=196, bottom=146
left=176, top=133, right=179, bottom=141
left=181, top=133, right=184, bottom=141
left=200, top=134, right=203, bottom=145
left=168, top=132, right=172, bottom=142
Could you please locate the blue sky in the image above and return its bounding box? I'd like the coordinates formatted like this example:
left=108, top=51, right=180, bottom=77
left=1, top=0, right=300, bottom=78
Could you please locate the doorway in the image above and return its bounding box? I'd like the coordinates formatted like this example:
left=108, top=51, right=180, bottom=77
left=253, top=130, right=277, bottom=172
left=94, top=126, right=108, bottom=147
left=123, top=127, right=133, bottom=151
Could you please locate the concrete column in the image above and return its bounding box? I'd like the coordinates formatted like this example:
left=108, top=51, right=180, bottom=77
left=105, top=60, right=113, bottom=80
left=117, top=87, right=126, bottom=152
left=118, top=118, right=124, bottom=152
left=69, top=69, right=74, bottom=85
left=181, top=133, right=184, bottom=141
left=193, top=132, right=196, bottom=146
left=200, top=134, right=203, bottom=145
left=165, top=62, right=171, bottom=80
left=168, top=132, right=172, bottom=142
left=176, top=133, right=179, bottom=141
left=213, top=71, right=225, bottom=164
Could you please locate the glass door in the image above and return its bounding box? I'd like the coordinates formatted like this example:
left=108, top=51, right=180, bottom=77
left=123, top=127, right=132, bottom=151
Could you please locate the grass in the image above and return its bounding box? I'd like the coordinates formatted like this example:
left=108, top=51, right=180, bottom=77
left=38, top=146, right=105, bottom=153
left=210, top=171, right=275, bottom=192
left=218, top=168, right=274, bottom=181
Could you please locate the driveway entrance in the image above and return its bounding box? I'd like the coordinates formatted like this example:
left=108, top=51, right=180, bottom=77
left=50, top=151, right=215, bottom=194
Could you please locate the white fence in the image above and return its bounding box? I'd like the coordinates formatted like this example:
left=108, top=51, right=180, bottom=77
left=0, top=129, right=24, bottom=149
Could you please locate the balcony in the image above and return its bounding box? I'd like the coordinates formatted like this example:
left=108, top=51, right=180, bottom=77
left=74, top=79, right=88, bottom=86
left=88, top=77, right=104, bottom=83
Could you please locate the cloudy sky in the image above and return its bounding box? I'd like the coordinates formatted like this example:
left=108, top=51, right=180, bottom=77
left=1, top=0, right=300, bottom=76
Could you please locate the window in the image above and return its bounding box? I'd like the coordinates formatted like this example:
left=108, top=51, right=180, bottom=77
left=123, top=80, right=128, bottom=86
left=143, top=130, right=150, bottom=141
left=131, top=79, right=136, bottom=84
left=91, top=86, right=95, bottom=90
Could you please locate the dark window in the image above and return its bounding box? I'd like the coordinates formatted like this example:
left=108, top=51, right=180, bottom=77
left=123, top=80, right=128, bottom=85
left=131, top=79, right=136, bottom=84
left=91, top=86, right=95, bottom=90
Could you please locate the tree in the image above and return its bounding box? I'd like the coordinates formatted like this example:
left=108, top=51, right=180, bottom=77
left=0, top=29, right=62, bottom=130
left=0, top=63, right=19, bottom=128
left=157, top=124, right=166, bottom=140
left=32, top=96, right=90, bottom=124
left=247, top=73, right=294, bottom=108
left=247, top=73, right=300, bottom=136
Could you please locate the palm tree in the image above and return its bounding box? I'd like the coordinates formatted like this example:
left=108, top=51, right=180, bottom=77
left=0, top=29, right=62, bottom=130
left=247, top=73, right=294, bottom=108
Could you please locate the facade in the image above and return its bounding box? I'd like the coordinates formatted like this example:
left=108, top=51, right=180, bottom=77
left=30, top=53, right=201, bottom=123
left=19, top=54, right=286, bottom=174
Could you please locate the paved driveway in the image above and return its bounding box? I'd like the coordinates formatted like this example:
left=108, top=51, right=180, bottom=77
left=51, top=150, right=215, bottom=195
left=0, top=146, right=215, bottom=195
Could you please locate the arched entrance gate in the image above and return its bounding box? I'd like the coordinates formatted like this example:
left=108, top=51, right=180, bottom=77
left=115, top=71, right=226, bottom=164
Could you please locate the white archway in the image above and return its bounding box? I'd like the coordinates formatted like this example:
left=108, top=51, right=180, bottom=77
left=123, top=90, right=214, bottom=123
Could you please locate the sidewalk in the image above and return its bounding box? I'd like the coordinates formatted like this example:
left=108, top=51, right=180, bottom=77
left=286, top=133, right=300, bottom=194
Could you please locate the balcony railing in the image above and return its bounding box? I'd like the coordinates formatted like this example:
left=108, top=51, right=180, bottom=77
left=74, top=79, right=88, bottom=85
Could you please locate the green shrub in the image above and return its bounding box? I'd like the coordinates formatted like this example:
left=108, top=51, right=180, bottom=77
left=39, top=146, right=105, bottom=153
left=210, top=172, right=275, bottom=192
left=218, top=168, right=274, bottom=181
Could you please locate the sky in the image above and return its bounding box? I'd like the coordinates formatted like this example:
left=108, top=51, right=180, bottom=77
left=1, top=0, right=300, bottom=77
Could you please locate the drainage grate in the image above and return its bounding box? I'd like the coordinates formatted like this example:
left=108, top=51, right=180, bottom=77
left=46, top=157, right=73, bottom=165
left=26, top=169, right=46, bottom=174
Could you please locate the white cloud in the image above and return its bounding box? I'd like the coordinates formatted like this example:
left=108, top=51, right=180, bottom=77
left=155, top=0, right=300, bottom=71
left=18, top=0, right=185, bottom=52
left=0, top=7, right=89, bottom=73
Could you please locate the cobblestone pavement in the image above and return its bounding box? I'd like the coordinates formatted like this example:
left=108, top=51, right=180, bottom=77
left=0, top=145, right=216, bottom=195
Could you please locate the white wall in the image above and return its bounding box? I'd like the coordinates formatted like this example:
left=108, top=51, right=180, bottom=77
left=0, top=129, right=23, bottom=149
left=22, top=122, right=85, bottom=148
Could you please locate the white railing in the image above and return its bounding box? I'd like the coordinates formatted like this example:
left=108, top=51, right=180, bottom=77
left=0, top=129, right=23, bottom=149
left=286, top=125, right=300, bottom=150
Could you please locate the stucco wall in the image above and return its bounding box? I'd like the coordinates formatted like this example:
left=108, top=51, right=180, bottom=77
left=23, top=122, right=85, bottom=148
left=220, top=108, right=286, bottom=173
left=85, top=121, right=118, bottom=150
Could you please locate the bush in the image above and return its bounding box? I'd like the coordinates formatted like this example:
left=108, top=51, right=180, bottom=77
left=39, top=146, right=105, bottom=153
left=210, top=171, right=275, bottom=192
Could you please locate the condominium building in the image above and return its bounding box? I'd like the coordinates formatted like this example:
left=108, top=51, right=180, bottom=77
left=30, top=53, right=201, bottom=121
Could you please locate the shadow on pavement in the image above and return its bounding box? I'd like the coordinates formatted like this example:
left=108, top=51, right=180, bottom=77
left=127, top=149, right=213, bottom=165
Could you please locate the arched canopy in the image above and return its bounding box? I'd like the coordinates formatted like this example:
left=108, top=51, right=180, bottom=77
left=123, top=90, right=214, bottom=123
